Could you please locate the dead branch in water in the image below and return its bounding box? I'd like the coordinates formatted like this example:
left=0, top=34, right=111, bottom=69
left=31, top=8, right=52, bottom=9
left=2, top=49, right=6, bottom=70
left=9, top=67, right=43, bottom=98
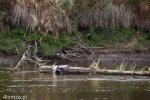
left=13, top=53, right=26, bottom=71
left=56, top=40, right=95, bottom=62
left=12, top=42, right=46, bottom=71
left=13, top=39, right=95, bottom=71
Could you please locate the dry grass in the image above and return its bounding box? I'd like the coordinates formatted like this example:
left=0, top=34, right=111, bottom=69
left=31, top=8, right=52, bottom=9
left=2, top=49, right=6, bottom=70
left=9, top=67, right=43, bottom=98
left=90, top=58, right=101, bottom=70
left=78, top=5, right=135, bottom=29
left=116, top=62, right=139, bottom=72
left=75, top=0, right=150, bottom=31
left=2, top=0, right=150, bottom=35
left=10, top=0, right=72, bottom=37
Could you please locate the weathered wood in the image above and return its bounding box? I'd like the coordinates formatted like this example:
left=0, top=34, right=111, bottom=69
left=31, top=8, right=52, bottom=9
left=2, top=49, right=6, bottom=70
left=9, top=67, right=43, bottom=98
left=12, top=42, right=47, bottom=71
left=39, top=66, right=150, bottom=76
left=12, top=53, right=26, bottom=71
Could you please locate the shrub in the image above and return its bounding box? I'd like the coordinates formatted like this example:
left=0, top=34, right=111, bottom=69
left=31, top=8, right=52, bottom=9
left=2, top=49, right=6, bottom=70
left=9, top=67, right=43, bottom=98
left=40, top=33, right=73, bottom=56
left=86, top=27, right=102, bottom=47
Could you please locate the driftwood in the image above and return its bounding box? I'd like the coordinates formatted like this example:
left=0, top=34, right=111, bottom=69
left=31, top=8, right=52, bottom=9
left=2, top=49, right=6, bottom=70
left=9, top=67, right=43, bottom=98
left=39, top=65, right=150, bottom=76
left=12, top=53, right=26, bottom=71
left=13, top=40, right=95, bottom=71
left=12, top=40, right=150, bottom=77
left=56, top=41, right=95, bottom=61
left=12, top=42, right=46, bottom=71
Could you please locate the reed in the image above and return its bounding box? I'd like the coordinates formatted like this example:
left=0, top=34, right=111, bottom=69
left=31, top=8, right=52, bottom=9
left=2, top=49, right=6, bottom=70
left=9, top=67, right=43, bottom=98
left=90, top=58, right=101, bottom=70
left=10, top=0, right=72, bottom=37
left=77, top=4, right=135, bottom=29
left=74, top=0, right=150, bottom=31
left=1, top=0, right=150, bottom=35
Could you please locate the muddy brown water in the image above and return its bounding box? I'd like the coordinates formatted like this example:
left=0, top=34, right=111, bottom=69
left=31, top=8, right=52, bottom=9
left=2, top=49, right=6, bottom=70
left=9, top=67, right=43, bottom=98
left=0, top=53, right=150, bottom=100
left=0, top=70, right=150, bottom=100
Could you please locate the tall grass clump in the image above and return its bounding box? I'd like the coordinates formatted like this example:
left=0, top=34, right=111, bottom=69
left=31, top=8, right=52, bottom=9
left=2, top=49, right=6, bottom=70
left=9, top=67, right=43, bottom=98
left=74, top=0, right=150, bottom=31
left=77, top=3, right=135, bottom=29
left=9, top=0, right=74, bottom=37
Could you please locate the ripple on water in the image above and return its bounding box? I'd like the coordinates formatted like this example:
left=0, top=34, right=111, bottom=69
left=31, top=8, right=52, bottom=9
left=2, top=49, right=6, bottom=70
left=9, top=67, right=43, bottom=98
left=6, top=84, right=57, bottom=88
left=87, top=77, right=150, bottom=82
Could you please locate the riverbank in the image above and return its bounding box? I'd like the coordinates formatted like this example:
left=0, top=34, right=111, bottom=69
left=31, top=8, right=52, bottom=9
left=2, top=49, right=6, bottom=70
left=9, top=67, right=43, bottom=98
left=55, top=48, right=150, bottom=69
left=0, top=0, right=150, bottom=70
left=0, top=49, right=150, bottom=70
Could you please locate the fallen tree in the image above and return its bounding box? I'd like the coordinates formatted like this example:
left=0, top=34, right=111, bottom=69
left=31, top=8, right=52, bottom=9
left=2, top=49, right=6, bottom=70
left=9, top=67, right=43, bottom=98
left=13, top=51, right=150, bottom=76
left=39, top=65, right=150, bottom=76
left=12, top=42, right=150, bottom=77
left=12, top=41, right=95, bottom=71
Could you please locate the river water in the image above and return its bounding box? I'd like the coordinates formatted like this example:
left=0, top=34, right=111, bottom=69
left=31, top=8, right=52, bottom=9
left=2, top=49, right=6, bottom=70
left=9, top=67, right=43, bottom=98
left=0, top=66, right=150, bottom=100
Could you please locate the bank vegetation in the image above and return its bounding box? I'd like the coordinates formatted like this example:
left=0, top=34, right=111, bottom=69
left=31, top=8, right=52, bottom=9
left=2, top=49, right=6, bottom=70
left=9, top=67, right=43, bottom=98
left=0, top=0, right=149, bottom=57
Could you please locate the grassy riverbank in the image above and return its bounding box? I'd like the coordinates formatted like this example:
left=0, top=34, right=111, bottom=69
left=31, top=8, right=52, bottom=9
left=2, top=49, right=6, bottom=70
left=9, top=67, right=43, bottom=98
left=0, top=26, right=149, bottom=56
left=0, top=0, right=150, bottom=56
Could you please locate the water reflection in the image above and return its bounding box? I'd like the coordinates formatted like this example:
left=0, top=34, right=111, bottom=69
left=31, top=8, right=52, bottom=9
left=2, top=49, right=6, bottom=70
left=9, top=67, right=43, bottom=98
left=0, top=72, right=150, bottom=100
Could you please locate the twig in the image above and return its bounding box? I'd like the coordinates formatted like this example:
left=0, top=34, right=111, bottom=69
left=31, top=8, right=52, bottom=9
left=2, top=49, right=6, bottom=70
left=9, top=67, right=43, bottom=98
left=57, top=51, right=74, bottom=61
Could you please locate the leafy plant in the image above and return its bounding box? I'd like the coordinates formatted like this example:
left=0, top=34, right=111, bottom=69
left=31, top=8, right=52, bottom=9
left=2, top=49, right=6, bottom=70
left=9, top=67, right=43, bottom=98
left=39, top=42, right=57, bottom=56
left=39, top=33, right=73, bottom=56
left=138, top=33, right=150, bottom=47
left=86, top=27, right=102, bottom=47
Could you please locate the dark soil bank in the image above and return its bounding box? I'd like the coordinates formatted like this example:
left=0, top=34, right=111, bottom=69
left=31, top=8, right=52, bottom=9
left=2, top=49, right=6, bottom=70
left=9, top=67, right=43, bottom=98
left=65, top=49, right=150, bottom=69
left=0, top=49, right=150, bottom=69
left=72, top=53, right=150, bottom=69
left=0, top=54, right=19, bottom=66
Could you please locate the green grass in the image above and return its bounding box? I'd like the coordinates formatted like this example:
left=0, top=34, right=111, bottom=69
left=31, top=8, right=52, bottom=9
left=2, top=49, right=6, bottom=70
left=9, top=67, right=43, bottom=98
left=0, top=28, right=28, bottom=54
left=0, top=26, right=149, bottom=56
left=0, top=27, right=74, bottom=56
left=83, top=27, right=135, bottom=47
left=40, top=33, right=73, bottom=56
left=0, top=10, right=3, bottom=16
left=85, top=27, right=103, bottom=47
left=138, top=33, right=150, bottom=48
left=0, top=37, right=26, bottom=54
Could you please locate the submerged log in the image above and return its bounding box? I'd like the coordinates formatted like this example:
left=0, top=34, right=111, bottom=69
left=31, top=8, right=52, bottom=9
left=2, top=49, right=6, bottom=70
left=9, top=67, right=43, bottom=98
left=39, top=65, right=150, bottom=76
